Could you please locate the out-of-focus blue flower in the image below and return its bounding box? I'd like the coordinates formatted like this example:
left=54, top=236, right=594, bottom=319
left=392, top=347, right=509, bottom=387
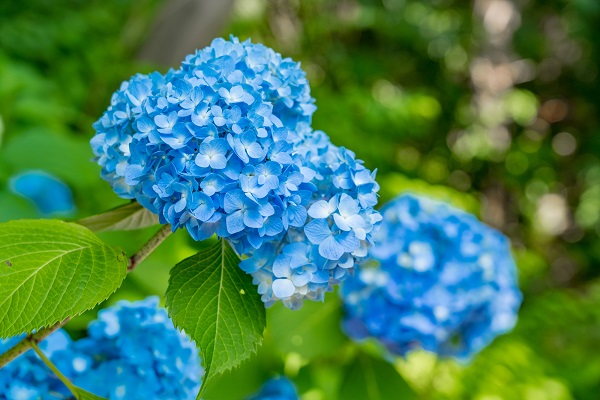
left=91, top=36, right=316, bottom=254
left=0, top=298, right=202, bottom=399
left=247, top=377, right=299, bottom=400
left=0, top=330, right=72, bottom=400
left=9, top=170, right=75, bottom=216
left=240, top=129, right=381, bottom=309
left=66, top=297, right=202, bottom=400
left=341, top=193, right=522, bottom=360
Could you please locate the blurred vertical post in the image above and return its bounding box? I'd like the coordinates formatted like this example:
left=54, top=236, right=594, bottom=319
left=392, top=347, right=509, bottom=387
left=138, top=0, right=234, bottom=66
left=469, top=0, right=524, bottom=229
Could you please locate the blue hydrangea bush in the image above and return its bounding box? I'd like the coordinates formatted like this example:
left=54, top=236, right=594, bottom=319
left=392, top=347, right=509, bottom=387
left=91, top=37, right=317, bottom=253
left=91, top=36, right=381, bottom=310
left=0, top=331, right=71, bottom=400
left=241, top=128, right=381, bottom=309
left=341, top=193, right=522, bottom=360
left=0, top=36, right=524, bottom=399
left=66, top=297, right=202, bottom=399
left=0, top=298, right=202, bottom=400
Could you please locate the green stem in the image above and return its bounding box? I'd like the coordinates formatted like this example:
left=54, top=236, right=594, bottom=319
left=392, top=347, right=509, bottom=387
left=0, top=223, right=173, bottom=369
left=30, top=339, right=78, bottom=395
left=0, top=318, right=69, bottom=369
left=128, top=224, right=173, bottom=272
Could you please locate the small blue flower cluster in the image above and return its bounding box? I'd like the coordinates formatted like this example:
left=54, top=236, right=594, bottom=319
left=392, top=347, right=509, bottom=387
left=341, top=194, right=522, bottom=360
left=0, top=330, right=72, bottom=400
left=247, top=377, right=299, bottom=400
left=92, top=36, right=381, bottom=309
left=0, top=298, right=202, bottom=400
left=91, top=36, right=316, bottom=253
left=66, top=297, right=202, bottom=399
left=240, top=129, right=381, bottom=309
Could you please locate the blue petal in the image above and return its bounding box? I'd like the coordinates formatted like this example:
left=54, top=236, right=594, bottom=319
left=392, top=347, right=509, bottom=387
left=226, top=211, right=245, bottom=234
left=319, top=236, right=345, bottom=260
left=307, top=200, right=331, bottom=219
left=224, top=190, right=245, bottom=213
left=272, top=279, right=295, bottom=298
left=338, top=194, right=360, bottom=215
left=304, top=219, right=332, bottom=244
left=273, top=255, right=291, bottom=278
left=291, top=272, right=311, bottom=287
left=286, top=205, right=307, bottom=227
left=210, top=154, right=227, bottom=170
left=336, top=231, right=360, bottom=252
left=243, top=209, right=263, bottom=229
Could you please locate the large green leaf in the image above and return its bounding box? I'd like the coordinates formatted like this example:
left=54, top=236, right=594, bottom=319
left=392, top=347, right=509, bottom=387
left=165, top=240, right=266, bottom=397
left=340, top=352, right=417, bottom=400
left=0, top=219, right=128, bottom=337
left=77, top=202, right=159, bottom=232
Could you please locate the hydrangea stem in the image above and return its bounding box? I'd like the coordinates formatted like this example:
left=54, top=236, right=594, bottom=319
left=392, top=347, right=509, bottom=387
left=0, top=318, right=69, bottom=369
left=30, top=339, right=78, bottom=395
left=128, top=224, right=173, bottom=272
left=0, top=224, right=173, bottom=369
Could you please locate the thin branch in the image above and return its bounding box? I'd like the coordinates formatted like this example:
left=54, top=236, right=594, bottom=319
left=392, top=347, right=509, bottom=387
left=128, top=224, right=173, bottom=272
left=0, top=224, right=173, bottom=368
left=0, top=318, right=69, bottom=369
left=30, top=339, right=78, bottom=395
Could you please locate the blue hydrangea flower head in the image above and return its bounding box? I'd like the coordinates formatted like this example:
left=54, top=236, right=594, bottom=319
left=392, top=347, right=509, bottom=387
left=0, top=330, right=72, bottom=400
left=9, top=170, right=75, bottom=216
left=181, top=37, right=316, bottom=133
left=341, top=193, right=522, bottom=360
left=240, top=128, right=382, bottom=309
left=66, top=297, right=202, bottom=400
left=91, top=36, right=316, bottom=253
left=247, top=377, right=299, bottom=400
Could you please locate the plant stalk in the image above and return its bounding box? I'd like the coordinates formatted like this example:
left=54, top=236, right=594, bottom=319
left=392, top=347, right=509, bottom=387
left=128, top=224, right=173, bottom=272
left=30, top=339, right=78, bottom=395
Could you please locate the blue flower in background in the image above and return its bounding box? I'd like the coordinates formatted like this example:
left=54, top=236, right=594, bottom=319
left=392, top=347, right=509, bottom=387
left=91, top=36, right=317, bottom=254
left=9, top=170, right=75, bottom=216
left=66, top=297, right=202, bottom=400
left=247, top=377, right=299, bottom=400
left=241, top=128, right=381, bottom=309
left=0, top=298, right=202, bottom=400
left=341, top=193, right=522, bottom=360
left=0, top=330, right=72, bottom=400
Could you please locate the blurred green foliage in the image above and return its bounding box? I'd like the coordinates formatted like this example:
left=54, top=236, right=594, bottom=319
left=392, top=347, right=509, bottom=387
left=1, top=0, right=599, bottom=398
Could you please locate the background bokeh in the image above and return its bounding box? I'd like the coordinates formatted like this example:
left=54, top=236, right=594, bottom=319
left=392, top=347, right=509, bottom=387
left=1, top=0, right=599, bottom=398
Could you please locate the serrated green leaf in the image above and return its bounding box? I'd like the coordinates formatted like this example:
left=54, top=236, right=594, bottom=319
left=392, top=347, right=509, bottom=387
left=268, top=291, right=348, bottom=359
left=0, top=219, right=128, bottom=338
left=77, top=202, right=159, bottom=232
left=340, top=352, right=417, bottom=400
left=165, top=240, right=266, bottom=396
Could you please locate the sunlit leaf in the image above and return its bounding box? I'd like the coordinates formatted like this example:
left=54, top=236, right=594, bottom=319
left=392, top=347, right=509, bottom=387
left=0, top=219, right=128, bottom=337
left=165, top=240, right=266, bottom=397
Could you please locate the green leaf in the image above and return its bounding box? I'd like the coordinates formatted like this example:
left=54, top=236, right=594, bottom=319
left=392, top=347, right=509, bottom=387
left=340, top=352, right=417, bottom=400
left=268, top=291, right=348, bottom=359
left=73, top=388, right=107, bottom=400
left=165, top=240, right=266, bottom=396
left=77, top=202, right=159, bottom=232
left=0, top=219, right=128, bottom=337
